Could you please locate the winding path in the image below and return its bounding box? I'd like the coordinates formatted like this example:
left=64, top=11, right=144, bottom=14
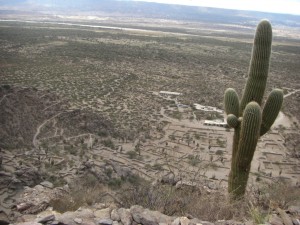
left=33, top=111, right=66, bottom=149
left=284, top=89, right=300, bottom=98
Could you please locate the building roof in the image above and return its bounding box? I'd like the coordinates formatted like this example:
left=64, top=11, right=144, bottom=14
left=159, top=91, right=182, bottom=96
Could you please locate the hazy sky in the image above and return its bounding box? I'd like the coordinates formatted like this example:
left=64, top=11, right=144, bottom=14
left=133, top=0, right=300, bottom=15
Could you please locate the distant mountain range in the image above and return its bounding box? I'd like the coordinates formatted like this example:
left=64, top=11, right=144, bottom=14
left=0, top=0, right=300, bottom=27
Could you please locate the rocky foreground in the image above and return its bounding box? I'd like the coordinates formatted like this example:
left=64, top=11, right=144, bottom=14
left=4, top=183, right=300, bottom=225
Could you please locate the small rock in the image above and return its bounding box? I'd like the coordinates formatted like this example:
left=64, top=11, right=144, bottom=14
left=269, top=215, right=284, bottom=225
left=161, top=173, right=180, bottom=185
left=201, top=221, right=214, bottom=225
left=56, top=209, right=93, bottom=225
left=130, top=205, right=144, bottom=224
left=189, top=218, right=202, bottom=225
left=94, top=203, right=107, bottom=210
left=16, top=214, right=36, bottom=223
left=16, top=203, right=34, bottom=212
left=172, top=218, right=180, bottom=225
left=148, top=209, right=173, bottom=224
left=180, top=217, right=190, bottom=225
left=40, top=181, right=54, bottom=189
left=94, top=208, right=112, bottom=219
left=292, top=218, right=300, bottom=225
left=140, top=212, right=158, bottom=225
left=14, top=223, right=42, bottom=225
left=97, top=218, right=113, bottom=225
left=131, top=207, right=173, bottom=225
left=74, top=218, right=83, bottom=224
left=37, top=214, right=55, bottom=223
left=118, top=208, right=132, bottom=225
left=277, top=208, right=293, bottom=225
left=288, top=206, right=300, bottom=215
left=185, top=214, right=194, bottom=220
left=111, top=209, right=120, bottom=221
left=34, top=184, right=45, bottom=192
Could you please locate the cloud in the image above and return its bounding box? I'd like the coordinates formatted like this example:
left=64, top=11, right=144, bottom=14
left=133, top=0, right=300, bottom=15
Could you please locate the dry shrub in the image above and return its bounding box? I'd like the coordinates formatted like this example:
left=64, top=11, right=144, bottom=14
left=118, top=181, right=248, bottom=221
left=49, top=174, right=109, bottom=212
left=247, top=201, right=270, bottom=225
left=252, top=180, right=300, bottom=209
left=49, top=174, right=300, bottom=222
left=118, top=181, right=196, bottom=216
left=187, top=190, right=248, bottom=221
left=238, top=180, right=300, bottom=224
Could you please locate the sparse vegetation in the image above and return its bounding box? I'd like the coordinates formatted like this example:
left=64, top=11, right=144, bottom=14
left=101, top=138, right=115, bottom=149
left=49, top=174, right=106, bottom=212
left=126, top=150, right=138, bottom=159
left=152, top=163, right=164, bottom=171
left=0, top=15, right=299, bottom=224
left=187, top=154, right=202, bottom=166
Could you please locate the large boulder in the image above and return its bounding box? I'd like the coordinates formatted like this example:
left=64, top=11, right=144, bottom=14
left=118, top=208, right=132, bottom=225
left=130, top=205, right=173, bottom=225
left=15, top=185, right=67, bottom=214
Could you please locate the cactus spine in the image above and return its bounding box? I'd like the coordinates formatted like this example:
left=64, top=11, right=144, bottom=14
left=224, top=20, right=283, bottom=199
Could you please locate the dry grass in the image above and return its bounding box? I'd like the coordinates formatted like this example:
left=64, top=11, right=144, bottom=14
left=118, top=181, right=247, bottom=221
left=49, top=174, right=109, bottom=212
left=252, top=180, right=300, bottom=210
left=117, top=179, right=300, bottom=222
left=49, top=173, right=300, bottom=222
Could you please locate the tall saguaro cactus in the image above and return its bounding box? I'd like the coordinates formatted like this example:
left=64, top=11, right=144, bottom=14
left=224, top=20, right=283, bottom=199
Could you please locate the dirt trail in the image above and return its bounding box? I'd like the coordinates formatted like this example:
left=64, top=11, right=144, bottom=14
left=33, top=111, right=66, bottom=149
left=0, top=94, right=12, bottom=104
left=271, top=89, right=300, bottom=127
left=284, top=89, right=300, bottom=98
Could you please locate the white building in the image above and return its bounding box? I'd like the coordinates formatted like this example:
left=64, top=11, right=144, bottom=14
left=193, top=103, right=223, bottom=114
left=159, top=91, right=182, bottom=97
left=204, top=120, right=227, bottom=127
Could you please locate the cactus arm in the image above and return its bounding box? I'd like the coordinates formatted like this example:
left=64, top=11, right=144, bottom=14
left=227, top=114, right=240, bottom=128
left=228, top=126, right=240, bottom=194
left=239, top=20, right=272, bottom=115
left=224, top=88, right=240, bottom=117
left=229, top=102, right=262, bottom=198
left=260, top=89, right=284, bottom=136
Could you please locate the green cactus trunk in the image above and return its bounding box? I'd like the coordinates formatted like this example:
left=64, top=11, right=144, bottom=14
left=224, top=20, right=284, bottom=199
left=239, top=21, right=272, bottom=111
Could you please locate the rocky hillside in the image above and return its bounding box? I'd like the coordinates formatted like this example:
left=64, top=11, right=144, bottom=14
left=0, top=85, right=120, bottom=222
left=1, top=85, right=299, bottom=225
left=0, top=85, right=62, bottom=149
left=7, top=183, right=300, bottom=225
left=0, top=85, right=117, bottom=149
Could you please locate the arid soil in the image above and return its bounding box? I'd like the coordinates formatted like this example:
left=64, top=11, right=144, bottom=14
left=0, top=18, right=299, bottom=223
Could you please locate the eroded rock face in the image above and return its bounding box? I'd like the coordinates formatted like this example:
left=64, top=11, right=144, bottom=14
left=11, top=202, right=300, bottom=225
left=0, top=166, right=43, bottom=223
left=14, top=167, right=42, bottom=187
left=13, top=205, right=176, bottom=225
left=15, top=183, right=67, bottom=215
left=79, top=160, right=134, bottom=183
left=0, top=86, right=117, bottom=149
left=0, top=86, right=62, bottom=149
